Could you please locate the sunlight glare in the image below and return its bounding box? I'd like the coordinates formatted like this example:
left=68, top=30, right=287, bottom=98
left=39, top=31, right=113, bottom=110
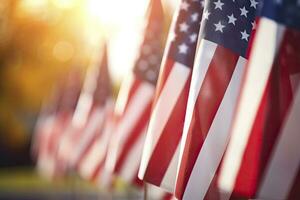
left=86, top=0, right=149, bottom=26
left=53, top=0, right=74, bottom=9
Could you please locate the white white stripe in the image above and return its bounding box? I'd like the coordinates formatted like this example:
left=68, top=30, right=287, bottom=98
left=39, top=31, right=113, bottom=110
left=183, top=57, right=246, bottom=200
left=95, top=169, right=112, bottom=189
left=78, top=135, right=106, bottom=179
left=106, top=80, right=154, bottom=172
left=71, top=107, right=105, bottom=165
left=114, top=73, right=135, bottom=115
left=160, top=145, right=180, bottom=192
left=218, top=18, right=285, bottom=193
left=139, top=63, right=190, bottom=183
left=72, top=64, right=99, bottom=128
left=176, top=39, right=217, bottom=185
left=78, top=114, right=114, bottom=180
left=258, top=86, right=300, bottom=200
left=119, top=128, right=147, bottom=183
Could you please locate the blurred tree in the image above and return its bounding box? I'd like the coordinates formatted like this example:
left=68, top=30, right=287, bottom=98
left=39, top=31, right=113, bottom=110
left=0, top=0, right=98, bottom=163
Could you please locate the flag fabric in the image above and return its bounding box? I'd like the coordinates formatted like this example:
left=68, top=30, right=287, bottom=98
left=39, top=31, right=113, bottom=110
left=175, top=0, right=259, bottom=199
left=218, top=0, right=300, bottom=199
left=105, top=0, right=164, bottom=187
left=36, top=70, right=82, bottom=179
left=139, top=0, right=204, bottom=192
left=146, top=184, right=176, bottom=200
left=56, top=45, right=114, bottom=185
left=76, top=112, right=114, bottom=187
left=32, top=90, right=59, bottom=160
left=71, top=45, right=114, bottom=181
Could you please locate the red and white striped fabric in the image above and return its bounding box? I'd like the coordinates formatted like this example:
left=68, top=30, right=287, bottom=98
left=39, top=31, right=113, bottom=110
left=138, top=0, right=204, bottom=192
left=218, top=2, right=300, bottom=199
left=76, top=108, right=114, bottom=187
left=57, top=45, right=113, bottom=181
left=36, top=71, right=82, bottom=179
left=105, top=0, right=164, bottom=187
left=106, top=74, right=155, bottom=186
left=174, top=0, right=259, bottom=199
left=146, top=184, right=176, bottom=200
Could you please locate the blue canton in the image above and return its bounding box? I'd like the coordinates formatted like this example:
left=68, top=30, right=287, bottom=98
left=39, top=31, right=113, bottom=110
left=201, top=0, right=259, bottom=58
left=169, top=0, right=205, bottom=67
left=134, top=2, right=163, bottom=85
left=262, top=0, right=300, bottom=30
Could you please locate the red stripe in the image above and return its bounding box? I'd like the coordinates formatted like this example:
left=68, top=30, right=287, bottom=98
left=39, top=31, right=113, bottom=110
left=118, top=78, right=142, bottom=118
left=90, top=160, right=105, bottom=182
left=114, top=100, right=153, bottom=173
left=175, top=45, right=239, bottom=199
left=75, top=133, right=100, bottom=170
left=143, top=71, right=191, bottom=186
left=287, top=168, right=300, bottom=199
left=133, top=173, right=144, bottom=188
left=232, top=29, right=296, bottom=198
left=75, top=111, right=107, bottom=168
left=153, top=59, right=175, bottom=105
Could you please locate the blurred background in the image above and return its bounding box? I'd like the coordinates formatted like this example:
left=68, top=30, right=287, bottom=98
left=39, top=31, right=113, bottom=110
left=0, top=0, right=176, bottom=199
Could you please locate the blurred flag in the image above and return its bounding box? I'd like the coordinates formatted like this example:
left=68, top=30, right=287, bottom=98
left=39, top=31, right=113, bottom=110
left=36, top=70, right=82, bottom=179
left=73, top=45, right=115, bottom=187
left=56, top=43, right=113, bottom=173
left=218, top=1, right=300, bottom=199
left=138, top=0, right=204, bottom=192
left=175, top=0, right=259, bottom=199
left=105, top=0, right=164, bottom=187
left=32, top=88, right=60, bottom=160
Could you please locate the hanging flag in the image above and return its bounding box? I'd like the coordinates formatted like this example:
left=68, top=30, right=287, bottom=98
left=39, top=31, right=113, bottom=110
left=218, top=0, right=300, bottom=199
left=138, top=0, right=204, bottom=192
left=175, top=0, right=259, bottom=199
left=36, top=70, right=82, bottom=179
left=32, top=88, right=59, bottom=160
left=105, top=0, right=164, bottom=187
left=73, top=45, right=115, bottom=186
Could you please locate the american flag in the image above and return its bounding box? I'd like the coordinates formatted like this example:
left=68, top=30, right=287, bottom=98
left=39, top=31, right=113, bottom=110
left=36, top=70, right=82, bottom=179
left=105, top=0, right=164, bottom=187
left=75, top=52, right=114, bottom=186
left=218, top=0, right=300, bottom=199
left=138, top=0, right=204, bottom=192
left=175, top=0, right=258, bottom=199
left=56, top=45, right=114, bottom=185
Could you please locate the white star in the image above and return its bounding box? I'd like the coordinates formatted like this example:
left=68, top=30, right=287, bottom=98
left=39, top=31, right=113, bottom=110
left=181, top=1, right=190, bottom=11
left=191, top=13, right=199, bottom=22
left=250, top=0, right=258, bottom=9
left=214, top=0, right=224, bottom=10
left=251, top=21, right=256, bottom=30
left=200, top=0, right=205, bottom=7
left=227, top=14, right=237, bottom=25
left=240, top=6, right=248, bottom=17
left=138, top=60, right=148, bottom=70
left=189, top=33, right=198, bottom=43
left=149, top=55, right=159, bottom=65
left=179, top=22, right=189, bottom=32
left=240, top=30, right=249, bottom=41
left=142, top=45, right=151, bottom=55
left=178, top=43, right=188, bottom=54
left=203, top=10, right=210, bottom=20
left=214, top=21, right=225, bottom=33
left=146, top=70, right=156, bottom=81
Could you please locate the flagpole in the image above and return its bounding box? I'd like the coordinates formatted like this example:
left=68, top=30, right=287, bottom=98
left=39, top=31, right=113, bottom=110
left=144, top=182, right=148, bottom=200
